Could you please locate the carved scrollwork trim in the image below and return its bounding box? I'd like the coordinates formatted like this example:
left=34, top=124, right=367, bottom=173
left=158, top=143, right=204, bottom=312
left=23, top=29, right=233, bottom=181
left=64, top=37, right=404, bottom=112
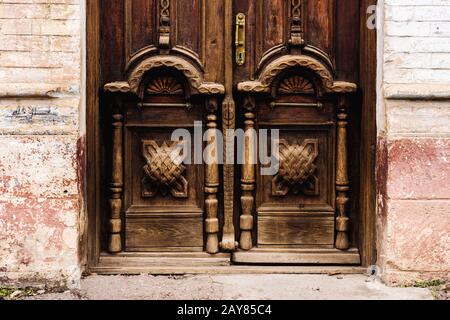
left=260, top=55, right=333, bottom=89
left=198, top=83, right=227, bottom=95
left=104, top=56, right=224, bottom=98
left=129, top=56, right=201, bottom=95
left=104, top=81, right=131, bottom=93
left=331, top=81, right=358, bottom=93
left=238, top=55, right=357, bottom=94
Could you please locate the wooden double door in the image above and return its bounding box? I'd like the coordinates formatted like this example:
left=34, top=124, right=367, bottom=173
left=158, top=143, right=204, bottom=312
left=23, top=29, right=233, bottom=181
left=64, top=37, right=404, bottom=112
left=101, top=0, right=364, bottom=265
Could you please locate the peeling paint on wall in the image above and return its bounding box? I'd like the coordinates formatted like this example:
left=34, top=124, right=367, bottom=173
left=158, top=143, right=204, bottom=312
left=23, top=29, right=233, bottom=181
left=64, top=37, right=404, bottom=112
left=0, top=0, right=83, bottom=289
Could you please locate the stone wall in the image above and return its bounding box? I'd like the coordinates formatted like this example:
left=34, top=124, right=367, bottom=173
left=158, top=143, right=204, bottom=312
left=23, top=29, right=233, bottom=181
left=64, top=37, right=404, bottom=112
left=0, top=0, right=83, bottom=288
left=377, top=0, right=450, bottom=284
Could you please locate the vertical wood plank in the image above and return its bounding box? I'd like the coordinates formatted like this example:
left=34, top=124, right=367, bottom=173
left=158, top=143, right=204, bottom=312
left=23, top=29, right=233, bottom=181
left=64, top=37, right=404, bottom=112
left=359, top=0, right=377, bottom=266
left=101, top=0, right=125, bottom=80
left=175, top=0, right=200, bottom=53
left=204, top=0, right=224, bottom=83
left=86, top=0, right=101, bottom=268
left=221, top=0, right=237, bottom=251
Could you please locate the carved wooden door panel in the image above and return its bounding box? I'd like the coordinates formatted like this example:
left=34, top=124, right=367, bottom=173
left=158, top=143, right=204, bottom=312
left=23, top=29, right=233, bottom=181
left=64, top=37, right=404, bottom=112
left=100, top=0, right=362, bottom=264
left=101, top=0, right=226, bottom=253
left=231, top=0, right=361, bottom=264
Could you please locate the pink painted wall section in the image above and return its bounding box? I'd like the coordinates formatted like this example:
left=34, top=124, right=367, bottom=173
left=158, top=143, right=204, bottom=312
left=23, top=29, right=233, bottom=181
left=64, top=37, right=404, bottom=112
left=0, top=136, right=81, bottom=288
left=386, top=139, right=450, bottom=200
left=0, top=0, right=83, bottom=288
left=377, top=137, right=450, bottom=285
left=379, top=1, right=450, bottom=285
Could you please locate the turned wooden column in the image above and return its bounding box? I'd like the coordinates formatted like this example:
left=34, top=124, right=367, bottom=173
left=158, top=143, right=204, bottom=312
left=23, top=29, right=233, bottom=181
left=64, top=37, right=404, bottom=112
left=335, top=95, right=351, bottom=250
left=205, top=98, right=220, bottom=254
left=240, top=97, right=256, bottom=250
left=108, top=102, right=124, bottom=253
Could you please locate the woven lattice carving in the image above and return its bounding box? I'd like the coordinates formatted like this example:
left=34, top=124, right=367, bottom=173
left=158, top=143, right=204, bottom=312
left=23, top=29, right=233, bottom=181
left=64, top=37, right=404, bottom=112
left=142, top=140, right=188, bottom=198
left=272, top=139, right=319, bottom=196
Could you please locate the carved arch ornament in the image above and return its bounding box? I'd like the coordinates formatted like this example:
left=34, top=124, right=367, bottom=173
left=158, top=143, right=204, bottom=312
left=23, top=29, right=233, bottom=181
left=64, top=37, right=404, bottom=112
left=237, top=54, right=357, bottom=95
left=104, top=55, right=225, bottom=98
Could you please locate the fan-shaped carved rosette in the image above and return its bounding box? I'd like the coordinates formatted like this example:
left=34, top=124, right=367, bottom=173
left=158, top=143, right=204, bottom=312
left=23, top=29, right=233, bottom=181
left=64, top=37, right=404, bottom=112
left=146, top=76, right=184, bottom=95
left=278, top=76, right=315, bottom=95
left=142, top=140, right=188, bottom=198
left=272, top=139, right=320, bottom=197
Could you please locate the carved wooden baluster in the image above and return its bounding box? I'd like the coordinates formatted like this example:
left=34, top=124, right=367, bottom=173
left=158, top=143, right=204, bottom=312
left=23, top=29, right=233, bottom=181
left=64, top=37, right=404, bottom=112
left=158, top=0, right=171, bottom=52
left=205, top=98, right=220, bottom=254
left=290, top=0, right=305, bottom=48
left=335, top=95, right=350, bottom=250
left=108, top=99, right=124, bottom=253
left=240, top=97, right=256, bottom=250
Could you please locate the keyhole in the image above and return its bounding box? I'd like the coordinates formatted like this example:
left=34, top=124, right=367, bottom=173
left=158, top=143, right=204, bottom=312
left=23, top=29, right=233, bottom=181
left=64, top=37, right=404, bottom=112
left=238, top=53, right=243, bottom=63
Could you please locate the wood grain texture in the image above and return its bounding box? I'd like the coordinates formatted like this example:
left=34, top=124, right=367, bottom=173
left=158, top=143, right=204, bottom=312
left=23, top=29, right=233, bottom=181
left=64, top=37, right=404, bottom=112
left=359, top=0, right=378, bottom=267
left=220, top=0, right=237, bottom=252
left=86, top=0, right=101, bottom=268
left=232, top=248, right=361, bottom=265
left=90, top=255, right=366, bottom=275
left=126, top=216, right=203, bottom=251
left=205, top=98, right=220, bottom=253
left=335, top=96, right=351, bottom=250
left=239, top=97, right=256, bottom=250
left=86, top=0, right=377, bottom=268
left=258, top=216, right=335, bottom=246
left=108, top=110, right=124, bottom=253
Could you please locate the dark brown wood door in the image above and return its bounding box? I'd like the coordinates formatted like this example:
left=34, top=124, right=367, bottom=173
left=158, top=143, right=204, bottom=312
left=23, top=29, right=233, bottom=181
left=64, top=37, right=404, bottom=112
left=231, top=0, right=361, bottom=264
left=100, top=0, right=362, bottom=264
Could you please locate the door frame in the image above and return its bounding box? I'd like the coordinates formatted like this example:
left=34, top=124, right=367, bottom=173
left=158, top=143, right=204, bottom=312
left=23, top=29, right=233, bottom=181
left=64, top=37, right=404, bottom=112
left=84, top=0, right=378, bottom=271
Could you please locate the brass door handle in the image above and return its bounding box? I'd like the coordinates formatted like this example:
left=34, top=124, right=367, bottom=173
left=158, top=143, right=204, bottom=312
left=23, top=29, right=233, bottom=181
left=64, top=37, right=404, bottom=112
left=235, top=13, right=246, bottom=66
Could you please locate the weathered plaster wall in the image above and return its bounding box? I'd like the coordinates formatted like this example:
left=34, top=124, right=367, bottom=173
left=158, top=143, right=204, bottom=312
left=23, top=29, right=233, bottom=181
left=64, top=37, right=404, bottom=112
left=0, top=0, right=83, bottom=288
left=378, top=0, right=450, bottom=285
